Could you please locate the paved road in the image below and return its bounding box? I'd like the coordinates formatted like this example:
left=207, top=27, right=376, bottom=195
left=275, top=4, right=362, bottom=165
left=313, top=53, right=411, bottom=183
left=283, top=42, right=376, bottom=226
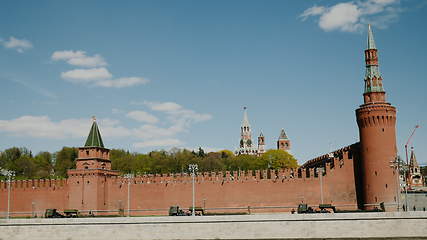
left=1, top=212, right=427, bottom=240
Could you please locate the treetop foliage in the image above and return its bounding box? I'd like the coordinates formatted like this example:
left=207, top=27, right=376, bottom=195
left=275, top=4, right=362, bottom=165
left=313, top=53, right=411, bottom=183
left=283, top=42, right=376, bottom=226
left=0, top=146, right=299, bottom=179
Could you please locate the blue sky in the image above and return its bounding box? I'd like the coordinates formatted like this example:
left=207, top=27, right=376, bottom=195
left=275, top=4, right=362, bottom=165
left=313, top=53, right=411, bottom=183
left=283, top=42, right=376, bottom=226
left=0, top=0, right=426, bottom=165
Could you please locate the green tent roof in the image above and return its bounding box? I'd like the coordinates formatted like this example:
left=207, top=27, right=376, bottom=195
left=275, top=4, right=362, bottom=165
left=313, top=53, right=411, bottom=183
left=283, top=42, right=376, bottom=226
left=84, top=120, right=104, bottom=148
left=278, top=129, right=288, bottom=140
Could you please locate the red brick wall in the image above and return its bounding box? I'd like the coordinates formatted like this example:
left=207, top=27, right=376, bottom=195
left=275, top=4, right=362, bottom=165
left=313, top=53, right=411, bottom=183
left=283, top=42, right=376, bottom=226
left=0, top=179, right=68, bottom=217
left=104, top=145, right=359, bottom=215
left=0, top=145, right=360, bottom=217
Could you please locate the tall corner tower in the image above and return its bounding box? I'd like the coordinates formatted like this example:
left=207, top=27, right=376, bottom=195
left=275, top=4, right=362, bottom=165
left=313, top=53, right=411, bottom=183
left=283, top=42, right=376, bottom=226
left=356, top=25, right=397, bottom=210
left=67, top=117, right=118, bottom=211
left=257, top=131, right=265, bottom=155
left=277, top=129, right=291, bottom=152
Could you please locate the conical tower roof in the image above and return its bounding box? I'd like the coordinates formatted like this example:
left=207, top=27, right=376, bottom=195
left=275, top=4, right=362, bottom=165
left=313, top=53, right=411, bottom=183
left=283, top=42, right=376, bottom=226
left=278, top=129, right=288, bottom=140
left=242, top=107, right=250, bottom=127
left=367, top=24, right=376, bottom=50
left=410, top=148, right=419, bottom=168
left=84, top=117, right=104, bottom=148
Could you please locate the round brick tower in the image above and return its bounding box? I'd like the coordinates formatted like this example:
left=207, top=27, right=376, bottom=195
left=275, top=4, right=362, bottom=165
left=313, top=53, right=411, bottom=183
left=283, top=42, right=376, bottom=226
left=356, top=25, right=397, bottom=210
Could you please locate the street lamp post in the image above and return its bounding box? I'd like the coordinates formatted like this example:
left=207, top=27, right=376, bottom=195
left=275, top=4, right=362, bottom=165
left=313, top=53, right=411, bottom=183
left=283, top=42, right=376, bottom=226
left=404, top=146, right=410, bottom=211
left=188, top=164, right=198, bottom=216
left=0, top=168, right=15, bottom=220
left=124, top=173, right=134, bottom=217
left=390, top=156, right=401, bottom=211
left=317, top=167, right=324, bottom=204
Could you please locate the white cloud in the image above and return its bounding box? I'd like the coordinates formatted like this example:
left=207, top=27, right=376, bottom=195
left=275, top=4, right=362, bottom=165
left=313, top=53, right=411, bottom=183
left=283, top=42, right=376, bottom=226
left=61, top=68, right=149, bottom=88
left=95, top=77, right=149, bottom=88
left=52, top=50, right=86, bottom=60
left=1, top=36, right=33, bottom=53
left=133, top=124, right=180, bottom=139
left=52, top=50, right=107, bottom=67
left=126, top=101, right=213, bottom=147
left=52, top=49, right=149, bottom=88
left=67, top=54, right=106, bottom=67
left=0, top=102, right=211, bottom=150
left=144, top=101, right=182, bottom=112
left=300, top=6, right=326, bottom=20
left=144, top=101, right=212, bottom=136
left=319, top=3, right=361, bottom=32
left=126, top=111, right=158, bottom=124
left=61, top=68, right=112, bottom=83
left=144, top=101, right=212, bottom=123
left=133, top=138, right=183, bottom=148
left=0, top=116, right=88, bottom=139
left=300, top=0, right=401, bottom=32
left=0, top=116, right=133, bottom=139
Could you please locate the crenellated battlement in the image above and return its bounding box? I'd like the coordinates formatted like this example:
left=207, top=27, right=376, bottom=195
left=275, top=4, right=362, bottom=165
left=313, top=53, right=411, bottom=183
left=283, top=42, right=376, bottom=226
left=356, top=105, right=397, bottom=129
left=0, top=178, right=68, bottom=191
left=357, top=103, right=395, bottom=112
left=103, top=154, right=356, bottom=187
left=302, top=143, right=359, bottom=169
left=0, top=143, right=360, bottom=193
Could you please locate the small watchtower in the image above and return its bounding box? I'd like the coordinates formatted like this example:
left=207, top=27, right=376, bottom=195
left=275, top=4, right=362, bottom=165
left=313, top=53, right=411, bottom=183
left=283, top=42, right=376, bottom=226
left=76, top=117, right=112, bottom=171
left=67, top=117, right=118, bottom=211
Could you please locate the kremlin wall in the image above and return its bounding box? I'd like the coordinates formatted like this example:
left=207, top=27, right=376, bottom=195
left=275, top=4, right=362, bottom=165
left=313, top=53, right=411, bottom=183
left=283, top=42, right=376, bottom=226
left=0, top=26, right=401, bottom=216
left=0, top=144, right=361, bottom=216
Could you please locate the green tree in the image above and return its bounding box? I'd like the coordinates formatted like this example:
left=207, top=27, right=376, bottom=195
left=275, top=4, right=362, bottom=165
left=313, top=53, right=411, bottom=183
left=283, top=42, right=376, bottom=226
left=261, top=149, right=298, bottom=169
left=219, top=150, right=234, bottom=159
left=16, top=154, right=36, bottom=178
left=232, top=154, right=260, bottom=170
left=0, top=147, right=22, bottom=171
left=34, top=151, right=54, bottom=178
left=54, top=147, right=78, bottom=177
left=0, top=147, right=34, bottom=178
left=111, top=149, right=132, bottom=173
left=197, top=147, right=205, bottom=157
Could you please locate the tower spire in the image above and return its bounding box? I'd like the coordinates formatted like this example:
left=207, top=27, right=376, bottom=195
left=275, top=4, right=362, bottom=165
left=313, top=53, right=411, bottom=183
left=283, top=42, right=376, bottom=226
left=242, top=106, right=250, bottom=127
left=367, top=24, right=376, bottom=50
left=84, top=117, right=104, bottom=148
left=363, top=24, right=385, bottom=104
left=410, top=147, right=419, bottom=169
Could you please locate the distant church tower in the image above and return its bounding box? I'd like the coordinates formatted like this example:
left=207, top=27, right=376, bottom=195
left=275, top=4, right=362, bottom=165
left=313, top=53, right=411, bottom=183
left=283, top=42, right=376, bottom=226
left=277, top=129, right=291, bottom=152
left=356, top=25, right=398, bottom=210
left=408, top=147, right=424, bottom=188
left=257, top=132, right=265, bottom=155
left=237, top=107, right=258, bottom=155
